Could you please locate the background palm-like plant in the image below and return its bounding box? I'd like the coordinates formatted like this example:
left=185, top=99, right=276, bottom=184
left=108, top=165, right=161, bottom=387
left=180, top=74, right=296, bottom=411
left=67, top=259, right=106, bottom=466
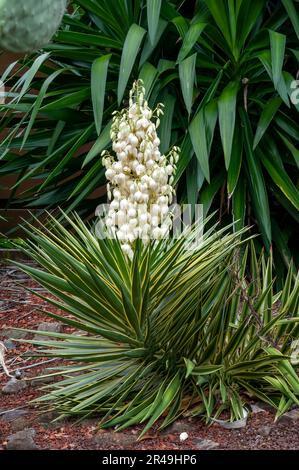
left=13, top=213, right=299, bottom=436
left=0, top=0, right=298, bottom=273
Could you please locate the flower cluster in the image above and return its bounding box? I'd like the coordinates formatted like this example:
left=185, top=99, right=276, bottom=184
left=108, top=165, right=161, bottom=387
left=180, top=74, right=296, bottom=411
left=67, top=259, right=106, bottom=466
left=102, top=80, right=180, bottom=258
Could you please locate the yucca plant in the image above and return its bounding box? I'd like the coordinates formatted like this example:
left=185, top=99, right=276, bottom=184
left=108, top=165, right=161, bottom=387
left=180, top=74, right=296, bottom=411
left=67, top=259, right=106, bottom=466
left=0, top=0, right=298, bottom=273
left=11, top=75, right=299, bottom=434
left=13, top=213, right=299, bottom=436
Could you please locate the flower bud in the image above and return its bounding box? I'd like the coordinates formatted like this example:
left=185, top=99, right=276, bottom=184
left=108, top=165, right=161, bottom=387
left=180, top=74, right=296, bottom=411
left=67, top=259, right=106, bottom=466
left=128, top=208, right=137, bottom=218
left=105, top=168, right=115, bottom=180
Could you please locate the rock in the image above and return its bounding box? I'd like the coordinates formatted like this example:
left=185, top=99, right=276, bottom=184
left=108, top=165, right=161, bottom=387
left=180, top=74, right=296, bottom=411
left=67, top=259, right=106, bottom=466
left=162, top=419, right=195, bottom=435
left=212, top=410, right=248, bottom=429
left=255, top=401, right=273, bottom=412
left=2, top=378, right=27, bottom=394
left=195, top=438, right=220, bottom=450
left=258, top=425, right=272, bottom=437
left=80, top=417, right=99, bottom=427
left=3, top=339, right=16, bottom=350
left=1, top=329, right=28, bottom=339
left=250, top=404, right=267, bottom=414
left=10, top=417, right=32, bottom=432
left=1, top=409, right=29, bottom=422
left=94, top=432, right=136, bottom=448
left=279, top=409, right=299, bottom=425
left=36, top=410, right=66, bottom=429
left=6, top=428, right=39, bottom=450
left=14, top=369, right=24, bottom=379
left=34, top=322, right=61, bottom=341
left=37, top=410, right=60, bottom=425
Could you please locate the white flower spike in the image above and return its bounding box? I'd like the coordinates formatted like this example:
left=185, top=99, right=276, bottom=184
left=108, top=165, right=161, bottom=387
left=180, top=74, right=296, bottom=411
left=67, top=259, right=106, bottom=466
left=103, top=80, right=180, bottom=258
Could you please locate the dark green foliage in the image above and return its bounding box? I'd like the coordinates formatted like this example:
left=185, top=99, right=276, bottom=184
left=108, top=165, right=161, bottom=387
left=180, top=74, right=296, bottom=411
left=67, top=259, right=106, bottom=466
left=0, top=0, right=298, bottom=270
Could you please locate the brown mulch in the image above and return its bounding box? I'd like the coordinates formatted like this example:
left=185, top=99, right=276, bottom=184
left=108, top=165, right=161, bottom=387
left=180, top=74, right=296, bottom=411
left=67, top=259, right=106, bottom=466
left=0, top=261, right=299, bottom=451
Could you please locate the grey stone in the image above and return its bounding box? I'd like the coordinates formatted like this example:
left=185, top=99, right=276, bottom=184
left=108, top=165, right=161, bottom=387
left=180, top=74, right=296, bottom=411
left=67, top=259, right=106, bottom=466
left=3, top=339, right=16, bottom=350
left=10, top=417, right=32, bottom=432
left=80, top=417, right=99, bottom=427
left=162, top=419, right=195, bottom=435
left=255, top=401, right=273, bottom=412
left=195, top=439, right=220, bottom=450
left=6, top=428, right=39, bottom=450
left=36, top=410, right=65, bottom=429
left=94, top=432, right=136, bottom=448
left=250, top=404, right=267, bottom=414
left=1, top=408, right=29, bottom=422
left=11, top=270, right=30, bottom=280
left=1, top=329, right=28, bottom=339
left=258, top=425, right=272, bottom=437
left=37, top=410, right=62, bottom=427
left=212, top=412, right=248, bottom=429
left=279, top=408, right=299, bottom=425
left=14, top=369, right=23, bottom=379
left=2, top=378, right=27, bottom=394
left=34, top=322, right=61, bottom=340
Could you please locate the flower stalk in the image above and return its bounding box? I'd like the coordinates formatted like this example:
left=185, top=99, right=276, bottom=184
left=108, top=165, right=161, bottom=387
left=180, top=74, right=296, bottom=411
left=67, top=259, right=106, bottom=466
left=102, top=80, right=180, bottom=258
